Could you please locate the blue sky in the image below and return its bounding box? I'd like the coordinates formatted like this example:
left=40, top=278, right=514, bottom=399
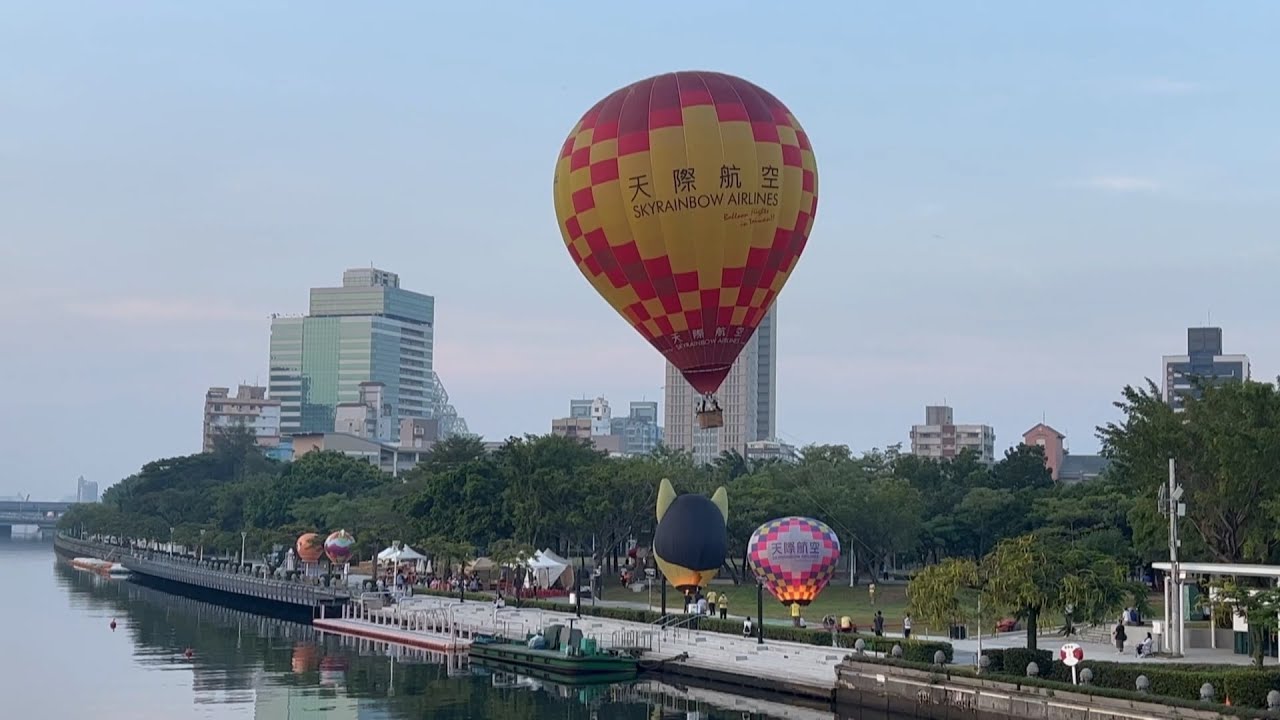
left=3, top=2, right=1278, bottom=497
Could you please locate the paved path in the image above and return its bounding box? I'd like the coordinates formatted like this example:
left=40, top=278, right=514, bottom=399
left=392, top=595, right=848, bottom=692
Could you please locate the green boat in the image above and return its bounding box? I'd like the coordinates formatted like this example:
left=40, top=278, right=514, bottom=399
left=469, top=622, right=638, bottom=679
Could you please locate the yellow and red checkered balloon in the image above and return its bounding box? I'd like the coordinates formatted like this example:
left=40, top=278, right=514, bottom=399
left=747, top=516, right=840, bottom=606
left=553, top=71, right=819, bottom=396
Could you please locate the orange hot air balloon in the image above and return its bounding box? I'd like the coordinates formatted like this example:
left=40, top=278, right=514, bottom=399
left=553, top=71, right=818, bottom=427
left=296, top=533, right=323, bottom=564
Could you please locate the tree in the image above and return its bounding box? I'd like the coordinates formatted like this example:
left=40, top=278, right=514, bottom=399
left=1208, top=580, right=1280, bottom=667
left=979, top=533, right=1144, bottom=650
left=907, top=557, right=982, bottom=632
left=1099, top=379, right=1280, bottom=563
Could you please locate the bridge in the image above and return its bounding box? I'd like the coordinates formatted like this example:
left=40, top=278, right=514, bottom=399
left=0, top=501, right=74, bottom=536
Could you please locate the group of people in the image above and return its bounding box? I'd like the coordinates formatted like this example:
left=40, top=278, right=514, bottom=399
left=685, top=588, right=730, bottom=620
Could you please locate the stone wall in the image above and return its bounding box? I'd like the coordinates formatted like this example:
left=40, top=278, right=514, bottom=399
left=836, top=659, right=1240, bottom=720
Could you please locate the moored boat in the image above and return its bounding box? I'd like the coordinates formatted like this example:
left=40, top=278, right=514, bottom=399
left=468, top=622, right=638, bottom=679
left=71, top=557, right=130, bottom=578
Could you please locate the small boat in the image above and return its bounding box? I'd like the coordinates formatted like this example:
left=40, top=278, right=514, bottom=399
left=468, top=622, right=638, bottom=679
left=71, top=557, right=130, bottom=578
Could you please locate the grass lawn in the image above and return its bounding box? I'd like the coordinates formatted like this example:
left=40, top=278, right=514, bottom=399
left=608, top=578, right=916, bottom=632
left=602, top=578, right=1169, bottom=637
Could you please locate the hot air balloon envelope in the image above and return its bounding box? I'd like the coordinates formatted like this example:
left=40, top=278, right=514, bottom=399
left=747, top=517, right=840, bottom=606
left=652, top=479, right=729, bottom=592
left=553, top=71, right=819, bottom=418
left=324, top=530, right=356, bottom=565
left=296, top=533, right=324, bottom=564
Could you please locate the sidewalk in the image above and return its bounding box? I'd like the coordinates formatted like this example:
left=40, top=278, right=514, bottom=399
left=398, top=595, right=846, bottom=694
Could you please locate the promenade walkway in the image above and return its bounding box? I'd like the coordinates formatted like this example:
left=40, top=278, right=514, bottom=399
left=374, top=595, right=852, bottom=696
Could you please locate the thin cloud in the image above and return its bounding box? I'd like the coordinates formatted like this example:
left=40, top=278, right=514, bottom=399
left=62, top=298, right=261, bottom=324
left=1137, top=77, right=1199, bottom=96
left=1077, top=176, right=1162, bottom=193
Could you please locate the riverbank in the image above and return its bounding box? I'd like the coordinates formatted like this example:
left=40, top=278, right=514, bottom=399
left=835, top=657, right=1265, bottom=720
left=54, top=534, right=348, bottom=622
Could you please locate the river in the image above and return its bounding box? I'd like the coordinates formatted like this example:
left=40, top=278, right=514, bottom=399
left=0, top=538, right=924, bottom=719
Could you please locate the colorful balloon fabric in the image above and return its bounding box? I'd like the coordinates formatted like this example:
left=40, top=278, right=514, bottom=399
left=652, top=478, right=729, bottom=592
left=295, top=532, right=323, bottom=564
left=324, top=529, right=355, bottom=564
left=747, top=516, right=840, bottom=606
left=553, top=71, right=819, bottom=397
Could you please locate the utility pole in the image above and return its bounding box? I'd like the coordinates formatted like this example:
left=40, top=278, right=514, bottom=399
left=1162, top=458, right=1185, bottom=657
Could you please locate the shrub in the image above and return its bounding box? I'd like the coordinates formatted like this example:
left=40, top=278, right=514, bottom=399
left=850, top=653, right=1280, bottom=718
left=979, top=648, right=1280, bottom=710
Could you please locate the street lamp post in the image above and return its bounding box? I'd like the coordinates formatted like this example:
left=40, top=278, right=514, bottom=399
left=241, top=531, right=248, bottom=569
left=199, top=529, right=206, bottom=563
left=169, top=527, right=175, bottom=557
left=757, top=581, right=765, bottom=645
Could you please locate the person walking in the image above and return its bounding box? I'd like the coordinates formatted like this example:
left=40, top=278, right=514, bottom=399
left=718, top=592, right=728, bottom=620
left=903, top=614, right=913, bottom=639
left=706, top=589, right=718, bottom=616
left=868, top=582, right=877, bottom=607
left=790, top=602, right=801, bottom=628
left=1113, top=622, right=1127, bottom=653
left=873, top=610, right=884, bottom=637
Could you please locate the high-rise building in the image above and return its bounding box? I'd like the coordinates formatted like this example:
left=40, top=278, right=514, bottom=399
left=75, top=476, right=99, bottom=503
left=909, top=405, right=996, bottom=465
left=1162, top=326, right=1250, bottom=411
left=611, top=400, right=664, bottom=456
left=664, top=306, right=776, bottom=465
left=202, top=385, right=281, bottom=452
left=268, top=268, right=434, bottom=435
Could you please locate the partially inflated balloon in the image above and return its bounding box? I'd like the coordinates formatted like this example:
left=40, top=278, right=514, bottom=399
left=747, top=517, right=840, bottom=606
left=553, top=71, right=818, bottom=396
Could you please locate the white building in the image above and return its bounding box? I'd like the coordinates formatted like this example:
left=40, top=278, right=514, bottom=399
left=664, top=306, right=777, bottom=465
left=333, top=381, right=394, bottom=443
left=202, top=385, right=282, bottom=452
left=909, top=405, right=995, bottom=465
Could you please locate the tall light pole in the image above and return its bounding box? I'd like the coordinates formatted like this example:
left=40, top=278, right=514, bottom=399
left=1162, top=458, right=1185, bottom=657
left=241, top=531, right=248, bottom=567
left=199, top=529, right=206, bottom=563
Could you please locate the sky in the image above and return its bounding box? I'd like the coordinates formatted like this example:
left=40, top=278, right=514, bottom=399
left=3, top=2, right=1279, bottom=498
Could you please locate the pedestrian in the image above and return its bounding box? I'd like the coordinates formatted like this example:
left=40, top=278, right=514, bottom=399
left=718, top=593, right=728, bottom=620
left=707, top=589, right=718, bottom=616
left=869, top=582, right=877, bottom=607
left=873, top=610, right=884, bottom=637
left=903, top=614, right=913, bottom=639
left=790, top=602, right=802, bottom=628
left=1113, top=622, right=1127, bottom=653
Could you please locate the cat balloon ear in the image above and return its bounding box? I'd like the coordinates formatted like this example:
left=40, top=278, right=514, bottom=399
left=711, top=487, right=728, bottom=522
left=657, top=478, right=676, bottom=521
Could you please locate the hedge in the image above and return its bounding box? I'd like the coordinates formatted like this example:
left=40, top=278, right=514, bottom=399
left=851, top=654, right=1280, bottom=718
left=981, top=648, right=1280, bottom=711
left=397, top=587, right=953, bottom=663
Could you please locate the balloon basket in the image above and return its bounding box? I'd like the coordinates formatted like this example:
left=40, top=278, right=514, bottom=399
left=696, top=409, right=724, bottom=429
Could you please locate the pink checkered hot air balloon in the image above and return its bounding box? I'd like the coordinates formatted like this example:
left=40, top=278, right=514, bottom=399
left=747, top=516, right=841, bottom=606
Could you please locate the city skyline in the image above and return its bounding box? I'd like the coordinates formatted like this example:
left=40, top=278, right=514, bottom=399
left=5, top=3, right=1280, bottom=495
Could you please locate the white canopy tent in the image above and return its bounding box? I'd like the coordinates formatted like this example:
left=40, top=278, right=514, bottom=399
left=377, top=544, right=428, bottom=565
left=526, top=549, right=575, bottom=590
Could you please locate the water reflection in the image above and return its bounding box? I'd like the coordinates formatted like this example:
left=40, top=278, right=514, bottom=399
left=27, top=541, right=919, bottom=719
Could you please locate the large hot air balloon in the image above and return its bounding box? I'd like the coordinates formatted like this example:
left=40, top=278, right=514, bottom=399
left=296, top=533, right=323, bottom=564
left=553, top=71, right=819, bottom=428
left=652, top=478, right=728, bottom=593
left=747, top=517, right=840, bottom=606
left=324, top=529, right=355, bottom=565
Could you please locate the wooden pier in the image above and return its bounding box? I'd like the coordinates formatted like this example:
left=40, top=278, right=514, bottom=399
left=54, top=534, right=349, bottom=621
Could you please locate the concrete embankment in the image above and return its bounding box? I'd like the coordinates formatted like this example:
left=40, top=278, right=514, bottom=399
left=836, top=658, right=1251, bottom=720
left=53, top=535, right=347, bottom=623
